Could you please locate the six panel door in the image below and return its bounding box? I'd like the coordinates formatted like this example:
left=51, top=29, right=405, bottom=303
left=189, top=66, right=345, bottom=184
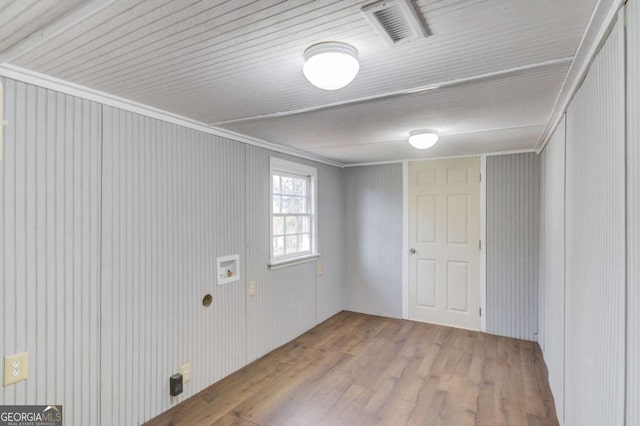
left=409, top=157, right=481, bottom=330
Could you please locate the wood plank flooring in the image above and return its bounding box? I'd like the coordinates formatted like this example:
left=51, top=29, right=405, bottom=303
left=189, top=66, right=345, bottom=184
left=146, top=311, right=558, bottom=426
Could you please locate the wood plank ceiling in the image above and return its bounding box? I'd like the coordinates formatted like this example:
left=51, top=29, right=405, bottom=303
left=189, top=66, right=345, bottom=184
left=0, top=0, right=597, bottom=164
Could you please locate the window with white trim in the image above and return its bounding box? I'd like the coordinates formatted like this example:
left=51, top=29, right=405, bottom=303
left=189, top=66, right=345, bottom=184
left=269, top=158, right=318, bottom=266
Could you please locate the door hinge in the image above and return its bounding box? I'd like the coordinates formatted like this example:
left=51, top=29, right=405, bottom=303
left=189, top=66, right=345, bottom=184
left=479, top=307, right=482, bottom=317
left=479, top=173, right=482, bottom=183
left=479, top=240, right=482, bottom=250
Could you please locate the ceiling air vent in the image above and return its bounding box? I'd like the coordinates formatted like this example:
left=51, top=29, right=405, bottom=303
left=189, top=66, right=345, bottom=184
left=361, top=0, right=429, bottom=46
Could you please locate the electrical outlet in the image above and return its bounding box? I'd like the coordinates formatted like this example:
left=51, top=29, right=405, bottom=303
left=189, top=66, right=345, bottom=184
left=179, top=362, right=192, bottom=384
left=4, top=352, right=28, bottom=386
left=317, top=263, right=324, bottom=277
left=248, top=280, right=256, bottom=297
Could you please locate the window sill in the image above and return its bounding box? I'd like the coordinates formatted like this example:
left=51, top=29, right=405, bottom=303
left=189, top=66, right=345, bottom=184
left=268, top=253, right=322, bottom=270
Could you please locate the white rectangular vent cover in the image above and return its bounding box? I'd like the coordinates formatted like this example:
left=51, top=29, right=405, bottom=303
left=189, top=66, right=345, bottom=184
left=362, top=0, right=429, bottom=46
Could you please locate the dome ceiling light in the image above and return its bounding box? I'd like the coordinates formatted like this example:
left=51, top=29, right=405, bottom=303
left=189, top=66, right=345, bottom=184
left=303, top=42, right=360, bottom=90
left=408, top=130, right=439, bottom=149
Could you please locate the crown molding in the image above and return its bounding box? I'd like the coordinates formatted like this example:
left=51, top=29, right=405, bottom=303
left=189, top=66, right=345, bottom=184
left=343, top=148, right=537, bottom=167
left=536, top=0, right=626, bottom=153
left=0, top=63, right=344, bottom=168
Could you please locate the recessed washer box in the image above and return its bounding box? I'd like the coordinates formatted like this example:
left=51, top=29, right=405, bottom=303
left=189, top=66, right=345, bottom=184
left=217, top=254, right=240, bottom=285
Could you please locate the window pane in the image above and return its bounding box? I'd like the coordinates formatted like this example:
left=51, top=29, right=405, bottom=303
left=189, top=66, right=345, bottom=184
left=273, top=174, right=307, bottom=195
left=285, top=216, right=299, bottom=234
left=299, top=233, right=310, bottom=252
left=270, top=161, right=316, bottom=260
left=281, top=195, right=305, bottom=214
left=273, top=236, right=284, bottom=257
left=300, top=216, right=310, bottom=233
left=292, top=178, right=306, bottom=195
left=281, top=176, right=294, bottom=194
left=272, top=195, right=281, bottom=214
left=273, top=216, right=284, bottom=235
left=285, top=235, right=298, bottom=254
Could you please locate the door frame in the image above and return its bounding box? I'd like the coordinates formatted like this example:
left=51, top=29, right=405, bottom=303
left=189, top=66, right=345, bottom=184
left=401, top=154, right=490, bottom=332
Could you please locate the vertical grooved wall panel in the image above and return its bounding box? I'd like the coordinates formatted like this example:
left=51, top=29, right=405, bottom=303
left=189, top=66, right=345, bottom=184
left=0, top=75, right=345, bottom=424
left=100, top=107, right=248, bottom=425
left=0, top=78, right=101, bottom=425
left=344, top=164, right=403, bottom=319
left=316, top=162, right=345, bottom=323
left=627, top=1, right=639, bottom=424
left=101, top=109, right=345, bottom=423
left=538, top=152, right=545, bottom=352
left=540, top=116, right=566, bottom=422
left=486, top=152, right=540, bottom=341
left=564, top=15, right=625, bottom=425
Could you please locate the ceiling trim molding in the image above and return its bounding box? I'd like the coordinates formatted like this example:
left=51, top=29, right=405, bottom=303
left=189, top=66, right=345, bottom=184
left=211, top=57, right=574, bottom=126
left=0, top=63, right=344, bottom=168
left=343, top=148, right=537, bottom=167
left=536, top=0, right=626, bottom=153
left=312, top=124, right=545, bottom=150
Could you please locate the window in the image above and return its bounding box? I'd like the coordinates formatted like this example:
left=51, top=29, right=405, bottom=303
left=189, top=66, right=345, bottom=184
left=269, top=157, right=318, bottom=266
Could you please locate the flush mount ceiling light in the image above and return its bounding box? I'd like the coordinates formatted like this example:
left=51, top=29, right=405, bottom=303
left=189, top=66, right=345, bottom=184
left=303, top=42, right=360, bottom=90
left=408, top=129, right=439, bottom=149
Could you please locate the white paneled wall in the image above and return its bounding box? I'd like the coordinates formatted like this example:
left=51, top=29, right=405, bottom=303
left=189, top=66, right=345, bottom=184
left=344, top=164, right=403, bottom=318
left=627, top=0, right=640, bottom=424
left=100, top=107, right=248, bottom=424
left=538, top=153, right=545, bottom=352
left=316, top=161, right=346, bottom=323
left=0, top=76, right=345, bottom=425
left=0, top=79, right=101, bottom=424
left=344, top=157, right=543, bottom=333
left=540, top=116, right=566, bottom=422
left=564, top=15, right=625, bottom=426
left=101, top=113, right=345, bottom=423
left=486, top=152, right=540, bottom=341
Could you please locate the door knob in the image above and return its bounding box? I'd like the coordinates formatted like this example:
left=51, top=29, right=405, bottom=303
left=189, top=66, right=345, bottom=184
left=409, top=248, right=416, bottom=254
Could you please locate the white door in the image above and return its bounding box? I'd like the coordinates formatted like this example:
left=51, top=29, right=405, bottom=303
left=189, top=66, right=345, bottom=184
left=408, top=157, right=481, bottom=330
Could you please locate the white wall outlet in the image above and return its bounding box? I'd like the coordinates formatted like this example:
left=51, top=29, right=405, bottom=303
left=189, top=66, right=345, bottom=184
left=4, top=352, right=28, bottom=386
left=248, top=280, right=256, bottom=297
left=179, top=362, right=192, bottom=384
left=317, top=263, right=324, bottom=277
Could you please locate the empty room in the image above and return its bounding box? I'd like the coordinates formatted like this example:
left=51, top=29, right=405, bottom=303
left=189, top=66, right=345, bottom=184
left=0, top=0, right=637, bottom=425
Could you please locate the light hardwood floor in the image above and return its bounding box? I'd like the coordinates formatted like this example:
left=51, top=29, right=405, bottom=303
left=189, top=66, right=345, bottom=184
left=146, top=311, right=558, bottom=426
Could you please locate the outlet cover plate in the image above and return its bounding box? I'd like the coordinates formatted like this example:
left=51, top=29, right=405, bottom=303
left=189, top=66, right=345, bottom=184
left=180, top=362, right=192, bottom=384
left=4, top=352, right=28, bottom=386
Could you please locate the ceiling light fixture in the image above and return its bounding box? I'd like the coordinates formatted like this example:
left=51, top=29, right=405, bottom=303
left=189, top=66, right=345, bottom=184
left=408, top=129, right=439, bottom=149
left=303, top=42, right=360, bottom=90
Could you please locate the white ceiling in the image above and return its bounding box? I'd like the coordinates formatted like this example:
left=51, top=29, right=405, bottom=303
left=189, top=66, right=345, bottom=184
left=0, top=0, right=85, bottom=54
left=223, top=60, right=570, bottom=162
left=0, top=0, right=598, bottom=164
